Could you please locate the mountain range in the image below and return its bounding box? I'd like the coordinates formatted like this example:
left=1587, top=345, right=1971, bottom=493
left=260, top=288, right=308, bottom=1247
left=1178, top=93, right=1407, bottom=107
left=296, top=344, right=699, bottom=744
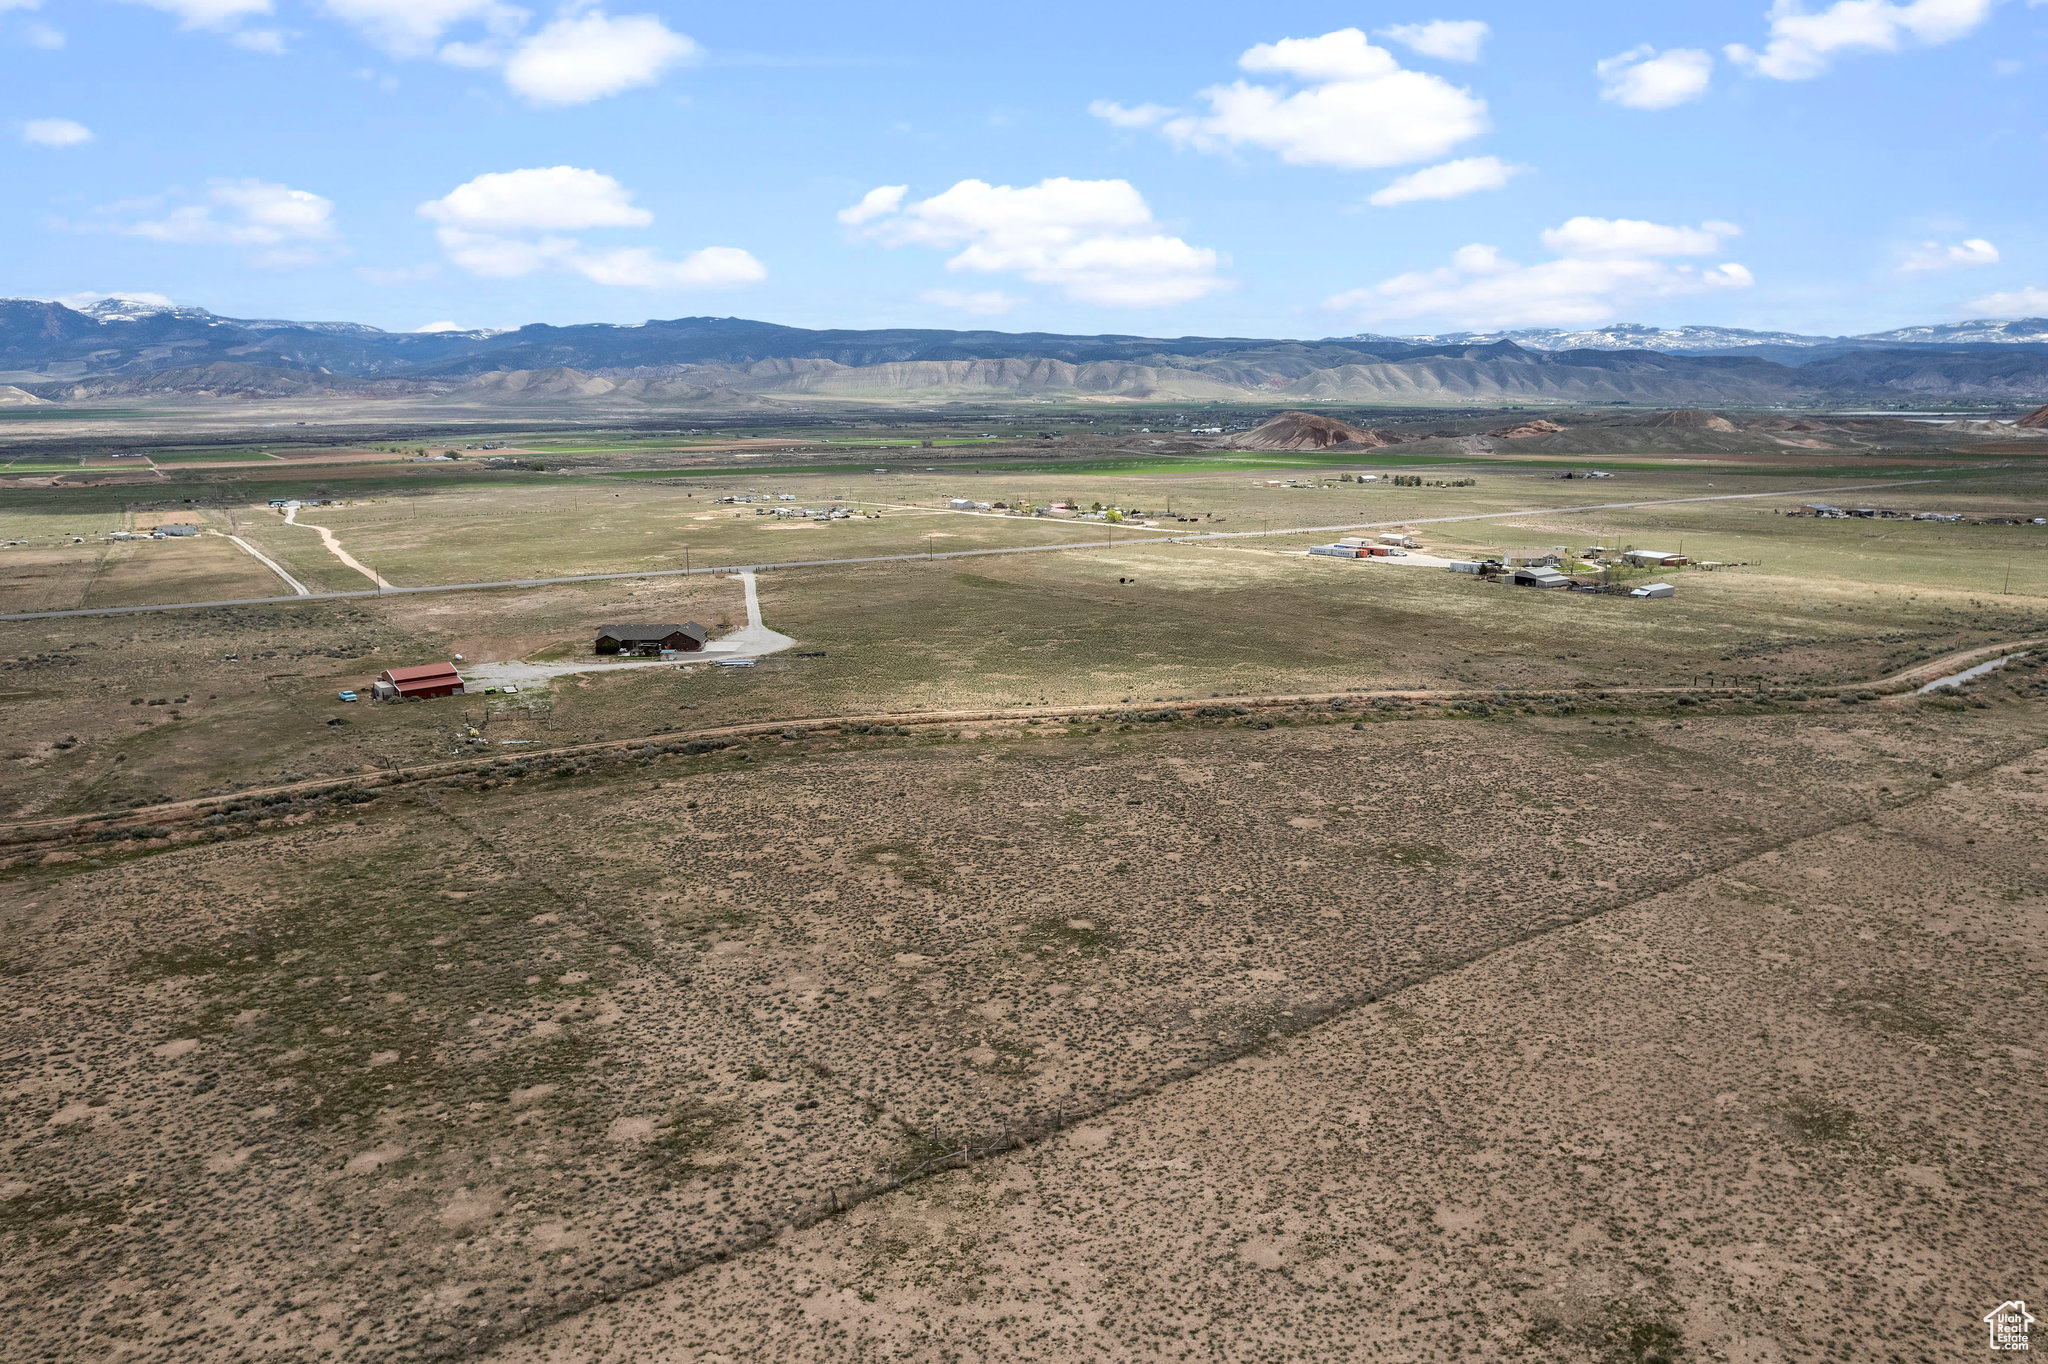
left=4, top=297, right=2047, bottom=408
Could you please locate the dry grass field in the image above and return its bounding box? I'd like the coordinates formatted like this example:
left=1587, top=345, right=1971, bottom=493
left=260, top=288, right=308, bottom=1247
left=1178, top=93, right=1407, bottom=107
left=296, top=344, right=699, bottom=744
left=501, top=718, right=2048, bottom=1364
left=6, top=686, right=2046, bottom=1362
left=2, top=425, right=2046, bottom=1363
left=4, top=510, right=2045, bottom=823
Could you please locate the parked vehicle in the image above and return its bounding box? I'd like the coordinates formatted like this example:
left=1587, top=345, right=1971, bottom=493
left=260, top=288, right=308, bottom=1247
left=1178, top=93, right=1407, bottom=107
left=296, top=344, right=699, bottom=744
left=336, top=690, right=358, bottom=702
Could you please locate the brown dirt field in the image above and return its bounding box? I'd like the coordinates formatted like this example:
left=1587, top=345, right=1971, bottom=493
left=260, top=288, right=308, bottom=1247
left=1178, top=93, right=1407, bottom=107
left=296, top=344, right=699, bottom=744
left=3, top=690, right=2046, bottom=1361
left=81, top=536, right=285, bottom=609
left=497, top=733, right=2048, bottom=1364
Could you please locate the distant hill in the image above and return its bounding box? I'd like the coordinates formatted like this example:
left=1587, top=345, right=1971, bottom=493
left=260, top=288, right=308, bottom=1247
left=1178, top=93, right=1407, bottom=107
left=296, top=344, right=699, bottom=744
left=1340, top=318, right=2048, bottom=355
left=5, top=297, right=2048, bottom=408
left=1235, top=412, right=1404, bottom=450
left=1643, top=409, right=1738, bottom=431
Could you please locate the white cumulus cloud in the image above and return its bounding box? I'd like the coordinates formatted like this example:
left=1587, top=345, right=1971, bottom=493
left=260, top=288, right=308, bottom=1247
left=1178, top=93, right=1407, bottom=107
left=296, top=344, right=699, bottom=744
left=571, top=245, right=764, bottom=287
left=108, top=180, right=338, bottom=267
left=118, top=0, right=272, bottom=30
left=501, top=9, right=698, bottom=104
left=313, top=0, right=692, bottom=104
left=1087, top=99, right=1176, bottom=129
left=419, top=166, right=761, bottom=289
left=840, top=176, right=1227, bottom=308
left=1380, top=19, right=1489, bottom=62
left=1096, top=27, right=1489, bottom=171
left=24, top=20, right=64, bottom=45
left=1540, top=216, right=1737, bottom=257
left=1598, top=45, right=1715, bottom=108
left=836, top=185, right=907, bottom=227
left=1728, top=0, right=1995, bottom=80
left=22, top=117, right=92, bottom=147
left=229, top=26, right=288, bottom=51
left=1326, top=216, right=1752, bottom=329
left=1368, top=155, right=1517, bottom=206
left=320, top=0, right=522, bottom=59
left=1968, top=286, right=2048, bottom=316
left=1901, top=237, right=1999, bottom=271
left=921, top=289, right=1019, bottom=316
left=419, top=165, right=652, bottom=231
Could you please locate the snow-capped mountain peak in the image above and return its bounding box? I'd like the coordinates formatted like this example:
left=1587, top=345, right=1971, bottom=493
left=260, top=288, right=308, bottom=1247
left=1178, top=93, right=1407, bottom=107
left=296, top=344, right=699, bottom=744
left=75, top=295, right=212, bottom=324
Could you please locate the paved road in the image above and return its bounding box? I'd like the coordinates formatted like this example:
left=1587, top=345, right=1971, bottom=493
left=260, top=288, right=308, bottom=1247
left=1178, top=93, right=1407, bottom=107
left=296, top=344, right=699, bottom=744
left=0, top=479, right=1929, bottom=623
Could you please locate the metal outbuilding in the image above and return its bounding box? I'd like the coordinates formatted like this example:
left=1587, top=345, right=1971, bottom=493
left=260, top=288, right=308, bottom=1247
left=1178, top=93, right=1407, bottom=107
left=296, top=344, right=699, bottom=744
left=1510, top=567, right=1571, bottom=588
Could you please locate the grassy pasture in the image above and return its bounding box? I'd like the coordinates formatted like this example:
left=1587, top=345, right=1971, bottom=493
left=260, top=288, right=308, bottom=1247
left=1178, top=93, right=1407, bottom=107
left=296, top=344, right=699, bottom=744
left=4, top=458, right=2047, bottom=819
left=4, top=482, right=2046, bottom=819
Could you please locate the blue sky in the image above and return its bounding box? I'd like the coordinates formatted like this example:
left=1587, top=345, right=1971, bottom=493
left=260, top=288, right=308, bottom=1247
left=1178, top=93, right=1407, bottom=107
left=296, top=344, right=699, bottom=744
left=4, top=0, right=2044, bottom=337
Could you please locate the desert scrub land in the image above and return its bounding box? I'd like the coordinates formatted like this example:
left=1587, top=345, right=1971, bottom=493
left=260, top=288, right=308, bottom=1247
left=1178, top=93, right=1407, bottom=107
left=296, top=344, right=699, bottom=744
left=4, top=686, right=2047, bottom=1361
left=499, top=707, right=2048, bottom=1364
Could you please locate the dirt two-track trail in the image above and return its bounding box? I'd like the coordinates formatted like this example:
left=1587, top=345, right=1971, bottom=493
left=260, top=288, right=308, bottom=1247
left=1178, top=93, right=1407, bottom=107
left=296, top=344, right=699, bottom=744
left=0, top=638, right=2032, bottom=838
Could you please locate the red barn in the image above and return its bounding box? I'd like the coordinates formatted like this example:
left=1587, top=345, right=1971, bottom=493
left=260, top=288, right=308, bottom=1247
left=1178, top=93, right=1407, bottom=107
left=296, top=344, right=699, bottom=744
left=372, top=662, right=465, bottom=700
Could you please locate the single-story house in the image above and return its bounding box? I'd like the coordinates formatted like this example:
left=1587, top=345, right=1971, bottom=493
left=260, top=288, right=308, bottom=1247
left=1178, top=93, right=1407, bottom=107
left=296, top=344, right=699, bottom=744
left=948, top=498, right=975, bottom=510
left=156, top=523, right=200, bottom=537
left=372, top=662, right=465, bottom=700
left=1448, top=560, right=1485, bottom=574
left=1623, top=549, right=1687, bottom=567
left=595, top=623, right=710, bottom=656
left=1511, top=567, right=1572, bottom=588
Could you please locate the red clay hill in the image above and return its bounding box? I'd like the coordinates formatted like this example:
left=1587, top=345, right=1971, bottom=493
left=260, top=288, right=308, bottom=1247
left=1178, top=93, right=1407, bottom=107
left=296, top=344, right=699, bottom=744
left=1234, top=411, right=1405, bottom=451
left=1486, top=418, right=1566, bottom=439
left=2017, top=403, right=2048, bottom=429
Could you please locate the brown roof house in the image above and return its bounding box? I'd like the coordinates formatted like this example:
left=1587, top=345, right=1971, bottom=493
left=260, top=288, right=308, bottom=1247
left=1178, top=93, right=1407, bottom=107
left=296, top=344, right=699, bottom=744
left=595, top=624, right=709, bottom=655
left=371, top=662, right=465, bottom=701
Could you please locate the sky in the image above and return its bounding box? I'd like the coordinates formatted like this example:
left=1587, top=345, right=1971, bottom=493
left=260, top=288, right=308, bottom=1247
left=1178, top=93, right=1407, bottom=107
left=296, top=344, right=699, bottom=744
left=3, top=0, right=2045, bottom=338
